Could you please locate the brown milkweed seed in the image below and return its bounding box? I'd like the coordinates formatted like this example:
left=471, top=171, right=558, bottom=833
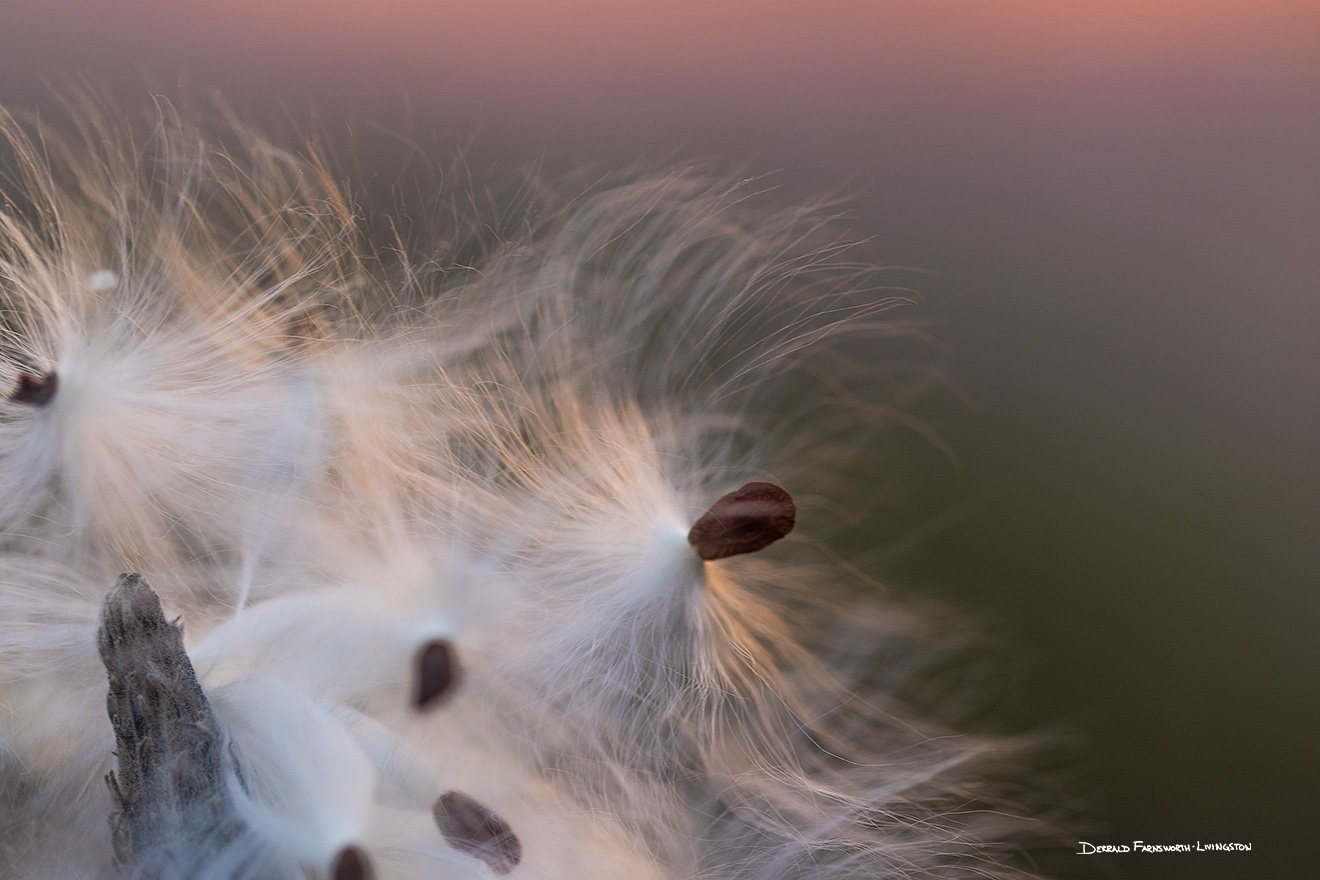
left=8, top=370, right=58, bottom=407
left=412, top=639, right=460, bottom=711
left=330, top=844, right=374, bottom=880
left=432, top=789, right=522, bottom=874
left=687, top=481, right=795, bottom=560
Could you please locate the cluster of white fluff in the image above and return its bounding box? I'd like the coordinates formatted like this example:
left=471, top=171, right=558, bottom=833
left=0, top=99, right=1059, bottom=879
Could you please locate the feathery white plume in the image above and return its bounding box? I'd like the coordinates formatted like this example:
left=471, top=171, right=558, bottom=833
left=0, top=97, right=1066, bottom=879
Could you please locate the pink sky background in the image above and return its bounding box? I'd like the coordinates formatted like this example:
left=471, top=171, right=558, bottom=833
left=5, top=1, right=1317, bottom=127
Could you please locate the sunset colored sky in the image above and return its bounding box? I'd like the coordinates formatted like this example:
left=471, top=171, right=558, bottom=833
left=4, top=1, right=1316, bottom=132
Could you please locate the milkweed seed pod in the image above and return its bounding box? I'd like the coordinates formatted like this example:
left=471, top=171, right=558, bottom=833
left=0, top=98, right=1065, bottom=879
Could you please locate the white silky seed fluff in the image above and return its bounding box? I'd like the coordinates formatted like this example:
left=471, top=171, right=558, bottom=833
left=0, top=99, right=1064, bottom=879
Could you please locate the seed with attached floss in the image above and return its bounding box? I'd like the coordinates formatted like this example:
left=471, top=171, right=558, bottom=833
left=412, top=639, right=460, bottom=711
left=8, top=370, right=58, bottom=407
left=687, top=481, right=796, bottom=560
left=432, top=790, right=522, bottom=875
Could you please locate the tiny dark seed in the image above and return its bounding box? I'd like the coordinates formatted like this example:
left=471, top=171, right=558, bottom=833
left=687, top=481, right=796, bottom=560
left=330, top=844, right=374, bottom=880
left=8, top=370, right=58, bottom=407
left=412, top=639, right=459, bottom=711
left=432, top=789, right=522, bottom=875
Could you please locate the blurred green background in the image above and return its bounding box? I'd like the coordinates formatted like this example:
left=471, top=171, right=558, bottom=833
left=2, top=2, right=1315, bottom=877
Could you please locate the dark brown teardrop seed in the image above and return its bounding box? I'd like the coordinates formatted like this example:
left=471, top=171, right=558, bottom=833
left=330, top=845, right=374, bottom=880
left=687, top=481, right=796, bottom=560
left=432, top=790, right=522, bottom=875
left=412, top=639, right=459, bottom=711
left=8, top=370, right=58, bottom=407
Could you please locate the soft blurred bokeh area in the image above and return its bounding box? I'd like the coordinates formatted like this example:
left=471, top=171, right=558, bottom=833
left=1, top=2, right=1315, bottom=877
